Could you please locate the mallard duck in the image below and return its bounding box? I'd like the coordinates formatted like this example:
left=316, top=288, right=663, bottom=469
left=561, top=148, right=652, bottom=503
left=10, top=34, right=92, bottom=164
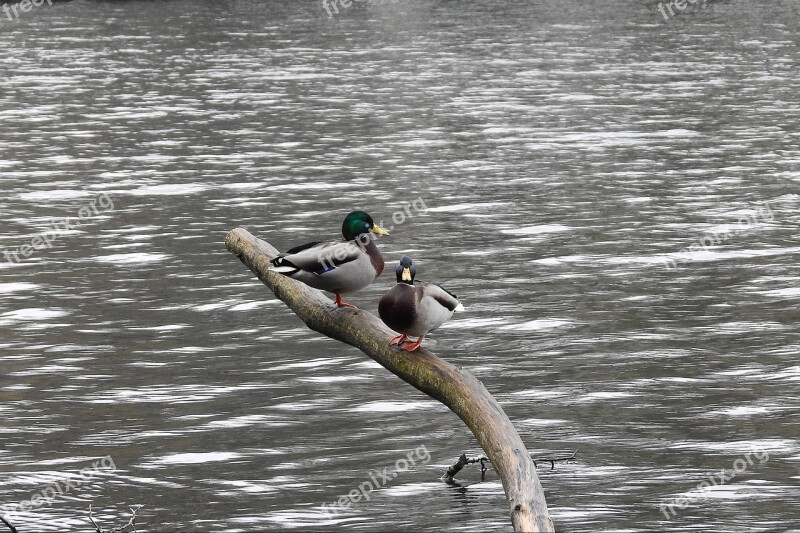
left=270, top=211, right=390, bottom=307
left=378, top=256, right=464, bottom=351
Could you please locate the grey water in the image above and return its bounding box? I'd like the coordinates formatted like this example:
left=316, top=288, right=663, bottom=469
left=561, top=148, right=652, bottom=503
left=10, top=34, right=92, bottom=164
left=1, top=0, right=799, bottom=531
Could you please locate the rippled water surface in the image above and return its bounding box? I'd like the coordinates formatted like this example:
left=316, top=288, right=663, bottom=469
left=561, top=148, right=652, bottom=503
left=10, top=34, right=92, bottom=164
left=1, top=0, right=799, bottom=531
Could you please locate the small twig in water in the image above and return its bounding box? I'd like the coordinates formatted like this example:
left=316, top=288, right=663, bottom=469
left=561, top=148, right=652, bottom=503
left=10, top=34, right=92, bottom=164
left=443, top=451, right=577, bottom=480
left=89, top=505, right=102, bottom=533
left=441, top=453, right=489, bottom=480
left=89, top=505, right=143, bottom=533
left=0, top=516, right=18, bottom=533
left=533, top=450, right=578, bottom=470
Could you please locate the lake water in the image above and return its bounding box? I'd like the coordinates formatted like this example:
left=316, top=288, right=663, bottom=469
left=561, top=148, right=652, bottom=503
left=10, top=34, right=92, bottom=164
left=1, top=0, right=799, bottom=531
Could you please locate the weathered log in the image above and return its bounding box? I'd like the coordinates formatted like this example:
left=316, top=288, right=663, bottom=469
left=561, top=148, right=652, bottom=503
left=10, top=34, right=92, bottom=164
left=225, top=228, right=554, bottom=532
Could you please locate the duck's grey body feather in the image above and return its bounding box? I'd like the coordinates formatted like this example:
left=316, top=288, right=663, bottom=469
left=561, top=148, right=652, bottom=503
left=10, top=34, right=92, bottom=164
left=271, top=239, right=384, bottom=295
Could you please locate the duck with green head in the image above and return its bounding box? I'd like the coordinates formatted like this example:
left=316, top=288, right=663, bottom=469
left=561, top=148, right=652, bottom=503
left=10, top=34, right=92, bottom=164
left=378, top=256, right=464, bottom=351
left=270, top=211, right=390, bottom=307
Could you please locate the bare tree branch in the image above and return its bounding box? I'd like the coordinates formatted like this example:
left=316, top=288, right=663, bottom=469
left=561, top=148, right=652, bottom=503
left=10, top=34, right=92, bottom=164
left=226, top=228, right=554, bottom=532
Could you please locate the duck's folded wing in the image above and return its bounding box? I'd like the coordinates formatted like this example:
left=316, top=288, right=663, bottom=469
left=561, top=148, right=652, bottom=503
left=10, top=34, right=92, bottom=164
left=419, top=281, right=465, bottom=312
left=273, top=241, right=361, bottom=275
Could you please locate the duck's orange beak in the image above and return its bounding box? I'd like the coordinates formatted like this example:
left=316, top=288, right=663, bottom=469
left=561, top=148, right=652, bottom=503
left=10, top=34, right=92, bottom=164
left=402, top=267, right=412, bottom=282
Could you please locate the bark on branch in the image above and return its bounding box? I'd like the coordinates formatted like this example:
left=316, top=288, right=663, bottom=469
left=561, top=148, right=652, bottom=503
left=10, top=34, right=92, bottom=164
left=225, top=228, right=554, bottom=532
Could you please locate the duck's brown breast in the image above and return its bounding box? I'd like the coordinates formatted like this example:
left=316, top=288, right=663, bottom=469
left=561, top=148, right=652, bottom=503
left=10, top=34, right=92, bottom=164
left=378, top=284, right=416, bottom=333
left=365, top=240, right=384, bottom=278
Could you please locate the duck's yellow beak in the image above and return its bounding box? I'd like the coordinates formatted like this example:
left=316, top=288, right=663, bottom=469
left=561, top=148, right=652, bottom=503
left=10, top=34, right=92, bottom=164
left=402, top=267, right=412, bottom=282
left=371, top=225, right=390, bottom=236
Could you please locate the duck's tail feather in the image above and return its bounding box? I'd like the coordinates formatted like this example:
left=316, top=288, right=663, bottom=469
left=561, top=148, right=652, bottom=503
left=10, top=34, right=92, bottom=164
left=454, top=302, right=465, bottom=312
left=270, top=255, right=300, bottom=276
